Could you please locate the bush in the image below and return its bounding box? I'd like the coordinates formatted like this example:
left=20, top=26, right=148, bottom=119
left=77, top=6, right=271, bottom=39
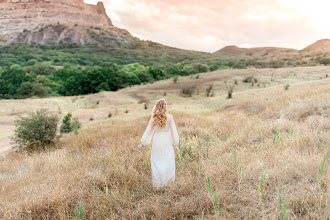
left=319, top=58, right=330, bottom=66
left=209, top=64, right=219, bottom=71
left=173, top=76, right=179, bottom=84
left=12, top=109, right=59, bottom=149
left=17, top=82, right=48, bottom=98
left=192, top=63, right=209, bottom=73
left=180, top=84, right=196, bottom=97
left=60, top=113, right=81, bottom=134
left=227, top=85, right=234, bottom=99
left=243, top=75, right=258, bottom=83
left=206, top=85, right=213, bottom=97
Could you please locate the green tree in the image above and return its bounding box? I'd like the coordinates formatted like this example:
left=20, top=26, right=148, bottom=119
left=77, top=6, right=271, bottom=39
left=0, top=64, right=27, bottom=95
left=182, top=65, right=198, bottom=75
left=17, top=82, right=48, bottom=98
left=209, top=64, right=219, bottom=71
left=60, top=113, right=81, bottom=134
left=149, top=67, right=165, bottom=80
left=122, top=63, right=152, bottom=83
left=192, top=63, right=209, bottom=73
left=58, top=73, right=85, bottom=96
left=12, top=109, right=59, bottom=149
left=24, top=62, right=56, bottom=75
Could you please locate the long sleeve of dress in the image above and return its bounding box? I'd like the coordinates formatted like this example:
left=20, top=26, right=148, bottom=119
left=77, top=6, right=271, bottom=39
left=141, top=117, right=154, bottom=146
left=169, top=115, right=179, bottom=146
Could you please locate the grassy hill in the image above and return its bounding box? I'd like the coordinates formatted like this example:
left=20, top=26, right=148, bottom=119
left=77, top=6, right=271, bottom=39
left=0, top=41, right=251, bottom=67
left=0, top=66, right=329, bottom=218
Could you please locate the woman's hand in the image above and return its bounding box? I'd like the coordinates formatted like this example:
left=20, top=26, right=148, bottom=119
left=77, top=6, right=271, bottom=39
left=175, top=145, right=180, bottom=154
left=137, top=144, right=143, bottom=150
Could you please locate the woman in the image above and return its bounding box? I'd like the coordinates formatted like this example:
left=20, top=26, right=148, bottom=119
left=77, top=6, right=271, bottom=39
left=137, top=99, right=180, bottom=188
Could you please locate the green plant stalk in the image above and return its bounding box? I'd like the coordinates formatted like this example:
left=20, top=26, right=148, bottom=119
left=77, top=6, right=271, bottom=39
left=179, top=144, right=183, bottom=158
left=206, top=176, right=212, bottom=194
left=277, top=186, right=287, bottom=220
left=205, top=176, right=221, bottom=214
left=318, top=150, right=330, bottom=188
left=258, top=128, right=262, bottom=143
left=76, top=202, right=84, bottom=220
left=273, top=126, right=281, bottom=145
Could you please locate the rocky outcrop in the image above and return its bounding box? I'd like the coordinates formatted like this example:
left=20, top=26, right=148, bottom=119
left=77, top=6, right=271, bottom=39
left=11, top=23, right=137, bottom=48
left=0, top=0, right=116, bottom=45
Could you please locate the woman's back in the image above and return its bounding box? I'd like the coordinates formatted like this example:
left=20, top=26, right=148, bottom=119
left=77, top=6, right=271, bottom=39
left=153, top=113, right=171, bottom=133
left=138, top=99, right=179, bottom=188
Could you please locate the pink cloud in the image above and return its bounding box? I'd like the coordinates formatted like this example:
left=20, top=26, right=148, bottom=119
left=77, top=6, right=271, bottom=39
left=85, top=0, right=329, bottom=52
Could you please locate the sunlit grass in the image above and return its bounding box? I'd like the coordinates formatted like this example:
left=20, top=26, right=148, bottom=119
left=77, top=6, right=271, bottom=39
left=0, top=67, right=329, bottom=218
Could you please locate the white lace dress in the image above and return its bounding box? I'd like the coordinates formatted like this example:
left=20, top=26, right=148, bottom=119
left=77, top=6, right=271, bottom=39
left=141, top=113, right=179, bottom=187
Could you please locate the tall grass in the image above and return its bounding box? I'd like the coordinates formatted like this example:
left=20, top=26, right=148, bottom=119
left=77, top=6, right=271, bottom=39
left=0, top=67, right=329, bottom=219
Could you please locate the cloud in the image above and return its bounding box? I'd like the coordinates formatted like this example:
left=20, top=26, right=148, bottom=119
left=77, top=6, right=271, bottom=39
left=84, top=0, right=329, bottom=52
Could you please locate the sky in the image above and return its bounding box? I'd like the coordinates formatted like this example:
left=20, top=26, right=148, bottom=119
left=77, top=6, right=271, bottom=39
left=84, top=0, right=330, bottom=52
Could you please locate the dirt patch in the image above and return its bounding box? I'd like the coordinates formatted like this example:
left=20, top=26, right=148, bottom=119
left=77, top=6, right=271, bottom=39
left=0, top=137, right=12, bottom=157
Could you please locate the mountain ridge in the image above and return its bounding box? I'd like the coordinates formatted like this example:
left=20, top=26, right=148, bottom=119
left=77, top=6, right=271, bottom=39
left=0, top=0, right=329, bottom=64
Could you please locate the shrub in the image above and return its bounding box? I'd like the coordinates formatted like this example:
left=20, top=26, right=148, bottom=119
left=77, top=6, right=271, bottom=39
left=60, top=113, right=81, bottom=134
left=319, top=58, right=330, bottom=66
left=26, top=59, right=37, bottom=66
left=17, top=82, right=48, bottom=98
left=173, top=76, right=179, bottom=84
left=209, top=64, right=219, bottom=71
left=12, top=109, right=59, bottom=149
left=206, top=85, right=213, bottom=97
left=192, top=63, right=209, bottom=73
left=227, top=85, right=234, bottom=99
left=243, top=75, right=258, bottom=83
left=180, top=84, right=196, bottom=97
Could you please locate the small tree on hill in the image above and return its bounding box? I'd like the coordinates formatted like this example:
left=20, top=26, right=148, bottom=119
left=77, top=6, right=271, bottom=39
left=12, top=109, right=59, bottom=149
left=60, top=113, right=81, bottom=134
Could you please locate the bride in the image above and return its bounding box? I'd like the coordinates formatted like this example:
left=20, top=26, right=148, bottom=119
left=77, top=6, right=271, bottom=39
left=137, top=99, right=180, bottom=188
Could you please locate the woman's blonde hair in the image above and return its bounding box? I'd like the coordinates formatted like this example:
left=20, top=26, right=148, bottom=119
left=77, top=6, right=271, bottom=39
left=152, top=99, right=168, bottom=128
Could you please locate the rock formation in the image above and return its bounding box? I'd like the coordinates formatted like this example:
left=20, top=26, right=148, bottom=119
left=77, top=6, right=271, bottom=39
left=0, top=0, right=137, bottom=47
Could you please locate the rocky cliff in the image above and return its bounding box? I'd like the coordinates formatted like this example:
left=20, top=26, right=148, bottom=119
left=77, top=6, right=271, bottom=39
left=0, top=0, right=137, bottom=47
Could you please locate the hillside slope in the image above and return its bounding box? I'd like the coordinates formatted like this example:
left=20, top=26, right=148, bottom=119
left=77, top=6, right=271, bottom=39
left=300, top=39, right=330, bottom=54
left=0, top=66, right=329, bottom=218
left=215, top=45, right=298, bottom=61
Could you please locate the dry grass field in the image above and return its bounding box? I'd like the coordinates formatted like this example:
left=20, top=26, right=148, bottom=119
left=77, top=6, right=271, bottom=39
left=0, top=66, right=329, bottom=219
